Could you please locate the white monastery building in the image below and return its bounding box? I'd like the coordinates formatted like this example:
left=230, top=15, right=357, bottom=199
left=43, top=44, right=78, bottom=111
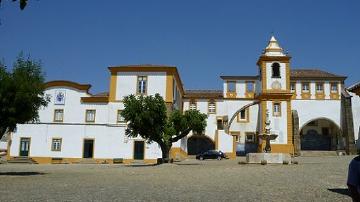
left=6, top=36, right=360, bottom=164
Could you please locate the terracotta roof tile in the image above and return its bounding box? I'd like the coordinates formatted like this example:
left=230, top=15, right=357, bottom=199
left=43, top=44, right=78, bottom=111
left=290, top=69, right=346, bottom=80
left=348, top=81, right=360, bottom=91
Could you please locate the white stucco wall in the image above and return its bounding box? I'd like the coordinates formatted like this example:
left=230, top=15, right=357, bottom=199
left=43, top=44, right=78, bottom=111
left=292, top=100, right=341, bottom=130
left=350, top=92, right=360, bottom=141
left=266, top=101, right=288, bottom=144
left=217, top=130, right=233, bottom=153
left=115, top=72, right=166, bottom=100
left=10, top=124, right=162, bottom=159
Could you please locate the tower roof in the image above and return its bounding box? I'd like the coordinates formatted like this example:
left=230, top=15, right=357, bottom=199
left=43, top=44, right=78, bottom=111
left=263, top=36, right=286, bottom=57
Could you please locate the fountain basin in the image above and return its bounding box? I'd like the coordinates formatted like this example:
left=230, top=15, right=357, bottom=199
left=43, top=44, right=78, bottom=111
left=246, top=153, right=291, bottom=164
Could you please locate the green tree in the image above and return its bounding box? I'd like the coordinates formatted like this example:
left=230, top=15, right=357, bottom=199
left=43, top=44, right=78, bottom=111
left=0, top=54, right=49, bottom=139
left=122, top=94, right=207, bottom=162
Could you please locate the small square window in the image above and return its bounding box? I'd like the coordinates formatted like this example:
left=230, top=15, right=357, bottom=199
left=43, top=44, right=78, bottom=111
left=217, top=119, right=224, bottom=130
left=189, top=100, right=197, bottom=110
left=290, top=83, right=296, bottom=92
left=85, top=110, right=96, bottom=122
left=54, top=109, right=64, bottom=122
left=245, top=133, right=255, bottom=143
left=246, top=82, right=254, bottom=92
left=208, top=100, right=216, bottom=114
left=117, top=110, right=126, bottom=123
left=316, top=83, right=323, bottom=92
left=237, top=109, right=249, bottom=122
left=273, top=103, right=281, bottom=117
left=137, top=76, right=147, bottom=95
left=51, top=138, right=62, bottom=151
left=227, top=81, right=236, bottom=92
left=331, top=83, right=338, bottom=92
left=302, top=83, right=310, bottom=92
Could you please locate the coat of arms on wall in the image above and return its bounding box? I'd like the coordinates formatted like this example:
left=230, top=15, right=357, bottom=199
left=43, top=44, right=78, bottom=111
left=54, top=90, right=66, bottom=105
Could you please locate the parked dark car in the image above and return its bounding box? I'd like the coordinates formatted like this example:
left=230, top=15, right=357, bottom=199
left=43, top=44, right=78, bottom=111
left=196, top=150, right=227, bottom=160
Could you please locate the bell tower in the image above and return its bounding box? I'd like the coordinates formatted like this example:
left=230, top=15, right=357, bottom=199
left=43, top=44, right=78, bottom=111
left=256, top=36, right=294, bottom=154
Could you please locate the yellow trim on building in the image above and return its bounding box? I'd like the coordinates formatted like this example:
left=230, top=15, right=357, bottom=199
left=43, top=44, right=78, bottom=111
left=109, top=72, right=117, bottom=102
left=165, top=74, right=174, bottom=103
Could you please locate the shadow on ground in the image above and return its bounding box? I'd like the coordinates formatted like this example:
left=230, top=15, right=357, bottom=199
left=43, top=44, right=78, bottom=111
left=174, top=163, right=202, bottom=166
left=124, top=164, right=157, bottom=167
left=0, top=172, right=46, bottom=176
left=327, top=188, right=351, bottom=197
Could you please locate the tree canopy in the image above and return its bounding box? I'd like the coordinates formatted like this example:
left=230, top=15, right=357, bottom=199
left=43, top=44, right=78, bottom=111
left=0, top=54, right=49, bottom=139
left=122, top=94, right=207, bottom=161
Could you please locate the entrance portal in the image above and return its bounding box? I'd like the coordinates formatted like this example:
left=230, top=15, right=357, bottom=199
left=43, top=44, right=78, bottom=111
left=187, top=135, right=215, bottom=155
left=134, top=141, right=145, bottom=160
left=300, top=119, right=341, bottom=151
left=83, top=139, right=94, bottom=158
left=19, top=137, right=30, bottom=157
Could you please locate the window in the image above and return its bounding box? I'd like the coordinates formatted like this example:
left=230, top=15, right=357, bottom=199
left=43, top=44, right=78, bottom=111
left=290, top=83, right=296, bottom=92
left=85, top=110, right=96, bottom=122
left=217, top=119, right=224, bottom=130
left=227, top=81, right=236, bottom=92
left=316, top=83, right=324, bottom=92
left=54, top=109, right=64, bottom=122
left=302, top=83, right=310, bottom=92
left=331, top=83, right=338, bottom=92
left=273, top=102, right=281, bottom=117
left=117, top=110, right=125, bottom=123
left=235, top=135, right=240, bottom=142
left=271, top=63, right=281, bottom=78
left=237, top=109, right=249, bottom=122
left=245, top=133, right=255, bottom=143
left=137, top=76, right=147, bottom=95
left=51, top=138, right=62, bottom=151
left=208, top=100, right=216, bottom=114
left=189, top=100, right=197, bottom=110
left=239, top=110, right=246, bottom=120
left=246, top=81, right=254, bottom=92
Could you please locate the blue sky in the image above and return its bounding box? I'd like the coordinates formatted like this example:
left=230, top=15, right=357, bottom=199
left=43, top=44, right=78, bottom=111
left=0, top=1, right=359, bottom=93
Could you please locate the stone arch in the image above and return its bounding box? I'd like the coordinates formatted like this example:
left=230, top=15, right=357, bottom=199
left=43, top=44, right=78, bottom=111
left=226, top=101, right=259, bottom=133
left=187, top=135, right=215, bottom=155
left=299, top=117, right=342, bottom=151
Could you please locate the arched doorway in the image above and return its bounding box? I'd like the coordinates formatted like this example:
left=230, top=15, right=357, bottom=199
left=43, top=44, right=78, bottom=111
left=187, top=135, right=215, bottom=155
left=300, top=118, right=341, bottom=151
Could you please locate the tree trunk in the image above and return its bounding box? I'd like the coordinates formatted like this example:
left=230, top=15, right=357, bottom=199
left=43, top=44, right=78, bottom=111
left=160, top=142, right=172, bottom=163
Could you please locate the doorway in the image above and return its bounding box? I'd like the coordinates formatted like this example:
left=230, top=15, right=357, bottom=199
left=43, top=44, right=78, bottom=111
left=134, top=141, right=145, bottom=160
left=83, top=139, right=94, bottom=158
left=187, top=135, right=215, bottom=155
left=19, top=137, right=31, bottom=157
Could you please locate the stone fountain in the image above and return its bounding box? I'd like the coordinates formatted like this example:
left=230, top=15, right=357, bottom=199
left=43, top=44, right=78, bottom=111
left=246, top=110, right=292, bottom=164
left=258, top=110, right=278, bottom=153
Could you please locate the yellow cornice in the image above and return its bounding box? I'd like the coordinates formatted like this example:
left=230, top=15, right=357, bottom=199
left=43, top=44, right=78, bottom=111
left=45, top=80, right=91, bottom=92
left=256, top=93, right=293, bottom=100
left=256, top=55, right=291, bottom=66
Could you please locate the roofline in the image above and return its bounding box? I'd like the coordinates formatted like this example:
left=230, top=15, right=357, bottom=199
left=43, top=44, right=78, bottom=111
left=220, top=76, right=259, bottom=80
left=290, top=76, right=347, bottom=81
left=45, top=80, right=92, bottom=92
left=347, top=81, right=360, bottom=91
left=108, top=65, right=185, bottom=95
left=184, top=94, right=223, bottom=99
